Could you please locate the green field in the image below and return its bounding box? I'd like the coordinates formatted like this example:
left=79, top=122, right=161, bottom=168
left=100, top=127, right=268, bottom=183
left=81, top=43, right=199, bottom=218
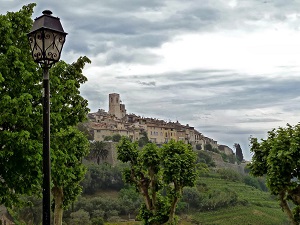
left=190, top=205, right=288, bottom=225
left=185, top=177, right=289, bottom=225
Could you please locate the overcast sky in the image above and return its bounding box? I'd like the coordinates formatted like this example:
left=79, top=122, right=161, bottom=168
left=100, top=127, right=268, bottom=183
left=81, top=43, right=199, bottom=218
left=3, top=0, right=300, bottom=160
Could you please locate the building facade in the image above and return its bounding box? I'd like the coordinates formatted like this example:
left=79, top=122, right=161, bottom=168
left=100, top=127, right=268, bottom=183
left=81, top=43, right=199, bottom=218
left=89, top=93, right=219, bottom=149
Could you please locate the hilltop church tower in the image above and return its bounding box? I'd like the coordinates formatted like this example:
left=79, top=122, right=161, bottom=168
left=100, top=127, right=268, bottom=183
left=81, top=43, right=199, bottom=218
left=108, top=93, right=126, bottom=119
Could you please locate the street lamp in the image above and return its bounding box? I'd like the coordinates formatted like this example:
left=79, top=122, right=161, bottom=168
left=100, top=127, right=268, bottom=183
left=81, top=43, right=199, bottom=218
left=28, top=10, right=67, bottom=225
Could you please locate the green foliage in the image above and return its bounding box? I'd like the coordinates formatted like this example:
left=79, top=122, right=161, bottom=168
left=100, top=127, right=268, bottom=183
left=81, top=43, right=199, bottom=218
left=77, top=122, right=93, bottom=140
left=234, top=143, right=244, bottom=163
left=197, top=151, right=215, bottom=167
left=220, top=153, right=236, bottom=164
left=90, top=141, right=108, bottom=164
left=119, top=186, right=143, bottom=215
left=49, top=56, right=90, bottom=131
left=204, top=143, right=212, bottom=151
left=117, top=138, right=197, bottom=225
left=112, top=134, right=122, bottom=142
left=51, top=127, right=90, bottom=208
left=182, top=187, right=204, bottom=209
left=81, top=163, right=124, bottom=194
left=243, top=175, right=262, bottom=190
left=69, top=209, right=91, bottom=225
left=10, top=196, right=42, bottom=224
left=227, top=153, right=237, bottom=164
left=91, top=217, right=104, bottom=225
left=104, top=136, right=113, bottom=141
left=217, top=168, right=242, bottom=182
left=47, top=56, right=91, bottom=225
left=138, top=131, right=149, bottom=147
left=249, top=124, right=300, bottom=224
left=0, top=3, right=44, bottom=207
left=0, top=3, right=92, bottom=217
left=196, top=144, right=202, bottom=150
left=64, top=195, right=137, bottom=222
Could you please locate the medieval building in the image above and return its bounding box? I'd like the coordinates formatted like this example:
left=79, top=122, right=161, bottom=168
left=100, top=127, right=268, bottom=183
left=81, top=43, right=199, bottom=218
left=88, top=93, right=223, bottom=151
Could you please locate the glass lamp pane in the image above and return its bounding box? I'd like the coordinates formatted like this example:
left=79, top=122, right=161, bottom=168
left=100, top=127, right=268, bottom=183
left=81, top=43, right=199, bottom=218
left=28, top=31, right=43, bottom=63
left=44, top=30, right=66, bottom=65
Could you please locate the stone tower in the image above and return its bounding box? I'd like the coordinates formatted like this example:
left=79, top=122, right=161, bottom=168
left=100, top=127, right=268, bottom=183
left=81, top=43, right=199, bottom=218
left=108, top=93, right=126, bottom=119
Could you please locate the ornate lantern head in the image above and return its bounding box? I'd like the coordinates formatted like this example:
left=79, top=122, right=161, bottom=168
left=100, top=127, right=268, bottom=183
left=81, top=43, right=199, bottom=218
left=28, top=10, right=67, bottom=68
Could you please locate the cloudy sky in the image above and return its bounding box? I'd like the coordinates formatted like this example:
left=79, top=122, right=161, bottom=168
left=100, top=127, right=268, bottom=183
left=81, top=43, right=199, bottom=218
left=3, top=0, right=300, bottom=160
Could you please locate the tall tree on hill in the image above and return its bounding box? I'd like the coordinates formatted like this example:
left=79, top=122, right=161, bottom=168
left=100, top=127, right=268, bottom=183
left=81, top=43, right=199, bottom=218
left=234, top=143, right=244, bottom=163
left=117, top=138, right=197, bottom=225
left=0, top=3, right=43, bottom=207
left=249, top=124, right=300, bottom=225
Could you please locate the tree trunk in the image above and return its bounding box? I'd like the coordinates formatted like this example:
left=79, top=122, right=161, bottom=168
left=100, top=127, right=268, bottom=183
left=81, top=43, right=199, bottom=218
left=167, top=196, right=179, bottom=224
left=279, top=190, right=297, bottom=225
left=140, top=184, right=152, bottom=210
left=52, top=186, right=64, bottom=225
left=149, top=169, right=157, bottom=210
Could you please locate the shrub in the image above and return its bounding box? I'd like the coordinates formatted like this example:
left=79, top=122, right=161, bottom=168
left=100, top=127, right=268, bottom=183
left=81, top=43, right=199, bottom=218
left=217, top=168, right=242, bottom=182
left=198, top=151, right=216, bottom=167
left=243, top=175, right=261, bottom=190
left=69, top=209, right=91, bottom=225
left=196, top=144, right=202, bottom=150
left=91, top=217, right=104, bottom=225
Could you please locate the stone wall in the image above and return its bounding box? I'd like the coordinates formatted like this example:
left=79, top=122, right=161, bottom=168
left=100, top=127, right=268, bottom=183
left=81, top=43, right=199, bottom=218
left=206, top=151, right=247, bottom=174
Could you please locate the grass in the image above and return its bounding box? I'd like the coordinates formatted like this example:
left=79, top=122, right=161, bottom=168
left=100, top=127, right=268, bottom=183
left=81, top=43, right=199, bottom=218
left=189, top=205, right=288, bottom=225
left=184, top=177, right=289, bottom=225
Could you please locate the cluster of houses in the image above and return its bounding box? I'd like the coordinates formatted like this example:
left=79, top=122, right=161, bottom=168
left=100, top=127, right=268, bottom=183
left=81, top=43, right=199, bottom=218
left=88, top=93, right=234, bottom=155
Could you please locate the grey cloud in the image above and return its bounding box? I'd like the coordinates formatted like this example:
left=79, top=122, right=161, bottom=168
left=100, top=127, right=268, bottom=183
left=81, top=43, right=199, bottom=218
left=105, top=49, right=161, bottom=65
left=238, top=118, right=283, bottom=123
left=137, top=81, right=156, bottom=86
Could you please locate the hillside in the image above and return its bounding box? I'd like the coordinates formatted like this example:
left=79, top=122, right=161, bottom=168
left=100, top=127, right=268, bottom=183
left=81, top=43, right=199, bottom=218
left=104, top=175, right=288, bottom=225
left=187, top=177, right=288, bottom=225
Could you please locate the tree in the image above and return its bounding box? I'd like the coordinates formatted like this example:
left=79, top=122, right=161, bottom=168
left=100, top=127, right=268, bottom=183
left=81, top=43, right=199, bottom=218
left=51, top=127, right=89, bottom=225
left=197, top=151, right=215, bottom=167
left=104, top=136, right=112, bottom=141
left=77, top=122, right=93, bottom=140
left=160, top=141, right=197, bottom=224
left=49, top=57, right=91, bottom=225
left=138, top=131, right=149, bottom=147
left=234, top=143, right=244, bottom=163
left=0, top=6, right=91, bottom=225
left=249, top=124, right=300, bottom=225
left=204, top=143, right=212, bottom=151
left=195, top=144, right=202, bottom=150
left=90, top=141, right=109, bottom=164
left=112, top=134, right=122, bottom=142
left=0, top=3, right=43, bottom=207
left=81, top=163, right=124, bottom=194
left=117, top=138, right=197, bottom=225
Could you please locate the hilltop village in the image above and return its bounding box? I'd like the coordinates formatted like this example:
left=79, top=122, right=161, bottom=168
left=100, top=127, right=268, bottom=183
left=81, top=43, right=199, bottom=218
left=87, top=93, right=234, bottom=156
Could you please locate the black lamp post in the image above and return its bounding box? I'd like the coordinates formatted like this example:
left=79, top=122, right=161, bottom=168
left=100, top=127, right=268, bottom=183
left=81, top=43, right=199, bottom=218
left=28, top=10, right=67, bottom=225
